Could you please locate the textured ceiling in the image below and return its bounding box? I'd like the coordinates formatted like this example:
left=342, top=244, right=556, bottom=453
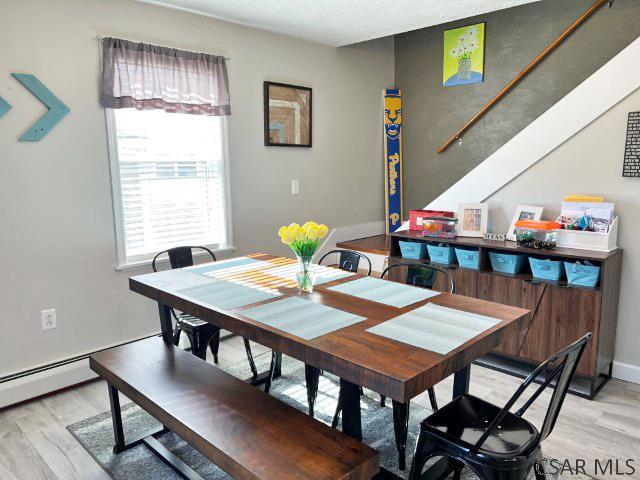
left=140, top=0, right=541, bottom=47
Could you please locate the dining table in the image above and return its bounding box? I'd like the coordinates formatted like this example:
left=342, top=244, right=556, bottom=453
left=129, top=253, right=531, bottom=479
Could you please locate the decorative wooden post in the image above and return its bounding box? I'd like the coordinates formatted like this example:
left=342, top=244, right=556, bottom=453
left=384, top=89, right=404, bottom=234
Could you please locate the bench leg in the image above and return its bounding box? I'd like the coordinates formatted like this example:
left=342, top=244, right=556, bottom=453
left=107, top=384, right=203, bottom=479
left=108, top=384, right=126, bottom=454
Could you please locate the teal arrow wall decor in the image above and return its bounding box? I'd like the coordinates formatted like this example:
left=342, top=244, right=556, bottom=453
left=0, top=96, right=11, bottom=118
left=12, top=73, right=70, bottom=141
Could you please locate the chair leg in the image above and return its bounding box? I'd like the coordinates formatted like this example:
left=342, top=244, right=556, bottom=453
left=428, top=387, right=438, bottom=411
left=452, top=462, right=464, bottom=480
left=184, top=331, right=197, bottom=356
left=209, top=330, right=220, bottom=364
left=407, top=427, right=435, bottom=480
left=380, top=395, right=386, bottom=407
left=192, top=333, right=208, bottom=361
left=534, top=453, right=547, bottom=480
left=264, top=350, right=278, bottom=394
left=392, top=400, right=410, bottom=471
left=475, top=462, right=529, bottom=480
left=305, top=364, right=321, bottom=417
left=172, top=325, right=182, bottom=346
left=193, top=328, right=218, bottom=361
left=243, top=338, right=258, bottom=378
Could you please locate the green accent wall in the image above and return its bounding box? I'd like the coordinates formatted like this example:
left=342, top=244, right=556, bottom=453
left=395, top=0, right=640, bottom=215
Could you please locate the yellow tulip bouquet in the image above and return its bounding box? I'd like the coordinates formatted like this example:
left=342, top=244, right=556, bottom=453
left=278, top=221, right=329, bottom=292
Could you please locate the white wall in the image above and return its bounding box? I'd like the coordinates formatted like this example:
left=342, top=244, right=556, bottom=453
left=487, top=88, right=640, bottom=383
left=0, top=0, right=393, bottom=376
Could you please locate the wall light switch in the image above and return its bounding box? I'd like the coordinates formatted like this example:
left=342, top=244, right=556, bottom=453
left=291, top=179, right=300, bottom=195
left=41, top=309, right=57, bottom=330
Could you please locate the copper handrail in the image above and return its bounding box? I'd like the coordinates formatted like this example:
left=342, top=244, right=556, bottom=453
left=437, top=0, right=610, bottom=154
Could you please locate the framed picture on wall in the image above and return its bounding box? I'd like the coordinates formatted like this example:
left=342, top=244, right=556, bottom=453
left=264, top=81, right=312, bottom=147
left=458, top=203, right=488, bottom=237
left=506, top=205, right=544, bottom=241
left=443, top=22, right=486, bottom=87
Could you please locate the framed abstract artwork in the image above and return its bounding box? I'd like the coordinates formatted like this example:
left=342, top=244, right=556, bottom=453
left=264, top=81, right=312, bottom=147
left=443, top=22, right=486, bottom=87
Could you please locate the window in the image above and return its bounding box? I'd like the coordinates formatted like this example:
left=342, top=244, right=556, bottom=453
left=107, top=108, right=232, bottom=267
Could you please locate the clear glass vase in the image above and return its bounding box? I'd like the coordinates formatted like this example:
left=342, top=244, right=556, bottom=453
left=295, top=255, right=316, bottom=293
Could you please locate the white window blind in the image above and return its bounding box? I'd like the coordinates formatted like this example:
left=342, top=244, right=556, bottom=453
left=107, top=108, right=231, bottom=267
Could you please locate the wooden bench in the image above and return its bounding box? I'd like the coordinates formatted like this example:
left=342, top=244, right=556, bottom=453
left=90, top=337, right=379, bottom=480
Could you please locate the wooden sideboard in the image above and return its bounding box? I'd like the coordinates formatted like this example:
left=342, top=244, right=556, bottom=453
left=388, top=231, right=623, bottom=399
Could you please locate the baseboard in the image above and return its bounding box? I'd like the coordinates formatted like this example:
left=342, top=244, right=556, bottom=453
left=0, top=360, right=97, bottom=410
left=612, top=361, right=640, bottom=385
left=0, top=332, right=165, bottom=409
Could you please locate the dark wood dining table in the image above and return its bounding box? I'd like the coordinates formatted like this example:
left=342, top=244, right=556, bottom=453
left=129, top=253, right=530, bottom=478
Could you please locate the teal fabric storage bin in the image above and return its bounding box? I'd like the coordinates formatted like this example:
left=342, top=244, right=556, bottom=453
left=489, top=252, right=526, bottom=274
left=427, top=244, right=456, bottom=265
left=398, top=241, right=427, bottom=260
left=564, top=261, right=600, bottom=288
left=529, top=257, right=564, bottom=281
left=455, top=248, right=479, bottom=270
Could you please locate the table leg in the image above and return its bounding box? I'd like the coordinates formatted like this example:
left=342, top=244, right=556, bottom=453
left=158, top=302, right=173, bottom=345
left=273, top=351, right=282, bottom=377
left=392, top=400, right=410, bottom=471
left=452, top=365, right=471, bottom=398
left=339, top=379, right=362, bottom=441
left=305, top=364, right=321, bottom=417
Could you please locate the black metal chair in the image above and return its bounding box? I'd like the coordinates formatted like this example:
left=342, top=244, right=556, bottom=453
left=152, top=246, right=261, bottom=379
left=381, top=261, right=456, bottom=292
left=318, top=249, right=373, bottom=275
left=331, top=262, right=452, bottom=430
left=408, top=332, right=592, bottom=480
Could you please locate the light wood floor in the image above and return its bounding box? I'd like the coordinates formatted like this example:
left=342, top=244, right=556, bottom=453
left=1, top=336, right=639, bottom=480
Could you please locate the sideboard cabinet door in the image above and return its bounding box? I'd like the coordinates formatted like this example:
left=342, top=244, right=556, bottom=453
left=477, top=273, right=544, bottom=356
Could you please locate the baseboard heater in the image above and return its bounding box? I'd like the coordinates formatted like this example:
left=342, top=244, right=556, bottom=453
left=0, top=331, right=235, bottom=408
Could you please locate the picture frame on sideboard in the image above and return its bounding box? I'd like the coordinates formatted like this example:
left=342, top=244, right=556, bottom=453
left=506, top=205, right=544, bottom=241
left=458, top=203, right=488, bottom=237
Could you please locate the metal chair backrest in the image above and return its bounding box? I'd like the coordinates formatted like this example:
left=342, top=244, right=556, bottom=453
left=318, top=249, right=372, bottom=276
left=152, top=246, right=217, bottom=272
left=471, top=332, right=592, bottom=453
left=380, top=263, right=455, bottom=294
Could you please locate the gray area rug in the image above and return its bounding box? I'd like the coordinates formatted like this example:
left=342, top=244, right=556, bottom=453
left=68, top=350, right=584, bottom=479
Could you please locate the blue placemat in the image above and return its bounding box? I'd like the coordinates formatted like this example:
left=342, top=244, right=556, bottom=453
left=176, top=279, right=281, bottom=310
left=134, top=269, right=219, bottom=291
left=367, top=303, right=501, bottom=354
left=327, top=276, right=440, bottom=308
left=240, top=297, right=366, bottom=340
left=187, top=257, right=270, bottom=276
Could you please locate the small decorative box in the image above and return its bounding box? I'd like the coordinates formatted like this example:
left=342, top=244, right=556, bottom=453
left=421, top=216, right=458, bottom=239
left=409, top=210, right=455, bottom=231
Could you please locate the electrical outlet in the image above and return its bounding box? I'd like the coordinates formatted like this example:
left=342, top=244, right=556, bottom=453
left=291, top=179, right=299, bottom=195
left=41, top=309, right=57, bottom=330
